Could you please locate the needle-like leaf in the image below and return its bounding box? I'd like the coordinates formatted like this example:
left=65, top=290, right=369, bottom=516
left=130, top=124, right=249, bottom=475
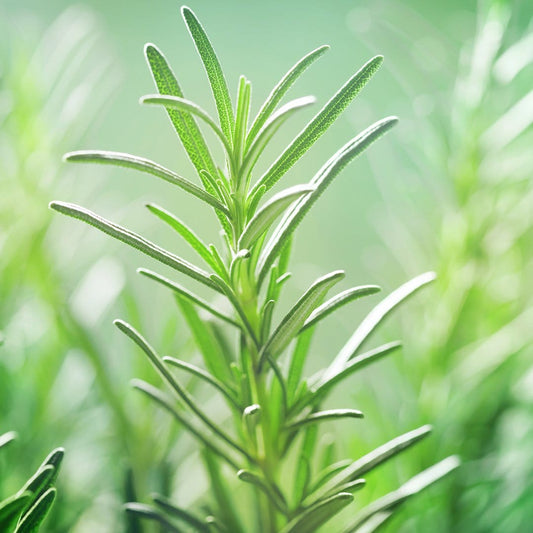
left=0, top=493, right=30, bottom=531
left=238, top=184, right=315, bottom=249
left=144, top=43, right=218, bottom=178
left=49, top=201, right=220, bottom=292
left=247, top=45, right=329, bottom=148
left=301, top=285, right=381, bottom=332
left=0, top=431, right=16, bottom=449
left=286, top=409, right=364, bottom=431
left=124, top=503, right=183, bottom=533
left=132, top=379, right=239, bottom=470
left=152, top=494, right=209, bottom=532
left=15, top=488, right=57, bottom=533
left=280, top=492, right=354, bottom=533
left=138, top=268, right=239, bottom=327
left=345, top=456, right=460, bottom=532
left=237, top=470, right=288, bottom=514
left=64, top=151, right=228, bottom=214
left=241, top=96, right=316, bottom=183
left=260, top=270, right=344, bottom=366
left=252, top=55, right=384, bottom=195
left=146, top=203, right=221, bottom=273
left=306, top=425, right=432, bottom=506
left=141, top=95, right=232, bottom=157
left=308, top=342, right=402, bottom=405
left=323, top=272, right=435, bottom=381
left=182, top=6, right=235, bottom=142
left=257, top=117, right=398, bottom=286
left=164, top=356, right=240, bottom=410
left=115, top=319, right=250, bottom=460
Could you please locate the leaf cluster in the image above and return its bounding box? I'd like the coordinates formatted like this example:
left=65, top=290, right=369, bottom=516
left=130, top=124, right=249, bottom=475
left=0, top=432, right=63, bottom=532
left=51, top=5, right=458, bottom=531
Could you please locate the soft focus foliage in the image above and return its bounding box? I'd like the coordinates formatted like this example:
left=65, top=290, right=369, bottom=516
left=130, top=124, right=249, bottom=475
left=1, top=0, right=531, bottom=531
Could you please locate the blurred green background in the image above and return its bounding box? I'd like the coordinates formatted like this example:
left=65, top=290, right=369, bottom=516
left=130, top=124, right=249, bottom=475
left=1, top=0, right=531, bottom=531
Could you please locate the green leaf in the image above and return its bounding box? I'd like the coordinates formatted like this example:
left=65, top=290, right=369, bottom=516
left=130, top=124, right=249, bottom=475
left=257, top=117, right=398, bottom=286
left=63, top=151, right=228, bottom=214
left=323, top=272, right=435, bottom=381
left=301, top=285, right=381, bottom=332
left=49, top=201, right=220, bottom=292
left=124, top=503, right=183, bottom=533
left=0, top=493, right=30, bottom=532
left=202, top=449, right=244, bottom=533
left=260, top=270, right=344, bottom=366
left=287, top=328, right=314, bottom=405
left=305, top=425, right=432, bottom=506
left=241, top=96, right=316, bottom=183
left=132, top=379, right=239, bottom=470
left=309, top=342, right=402, bottom=404
left=140, top=95, right=232, bottom=157
left=115, top=319, right=249, bottom=460
left=138, top=268, right=239, bottom=327
left=252, top=55, right=384, bottom=195
left=175, top=293, right=234, bottom=382
left=163, top=356, right=240, bottom=410
left=247, top=45, right=329, bottom=147
left=152, top=494, right=209, bottom=532
left=182, top=6, right=235, bottom=142
left=237, top=470, right=288, bottom=514
left=286, top=409, right=364, bottom=431
left=239, top=184, right=315, bottom=249
left=281, top=492, right=354, bottom=533
left=346, top=456, right=460, bottom=532
left=0, top=431, right=17, bottom=450
left=144, top=43, right=218, bottom=179
left=146, top=203, right=221, bottom=273
left=14, top=488, right=56, bottom=533
left=233, top=76, right=251, bottom=169
left=349, top=512, right=393, bottom=533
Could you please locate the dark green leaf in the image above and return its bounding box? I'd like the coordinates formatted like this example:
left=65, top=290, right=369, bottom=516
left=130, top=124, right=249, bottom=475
left=14, top=488, right=56, bottom=533
left=237, top=470, right=288, bottom=514
left=0, top=493, right=30, bottom=531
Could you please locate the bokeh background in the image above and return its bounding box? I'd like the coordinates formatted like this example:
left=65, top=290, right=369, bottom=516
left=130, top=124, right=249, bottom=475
left=1, top=0, right=532, bottom=531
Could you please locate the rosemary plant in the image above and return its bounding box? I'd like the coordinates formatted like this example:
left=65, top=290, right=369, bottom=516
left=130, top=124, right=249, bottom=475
left=0, top=431, right=63, bottom=532
left=51, top=6, right=458, bottom=531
